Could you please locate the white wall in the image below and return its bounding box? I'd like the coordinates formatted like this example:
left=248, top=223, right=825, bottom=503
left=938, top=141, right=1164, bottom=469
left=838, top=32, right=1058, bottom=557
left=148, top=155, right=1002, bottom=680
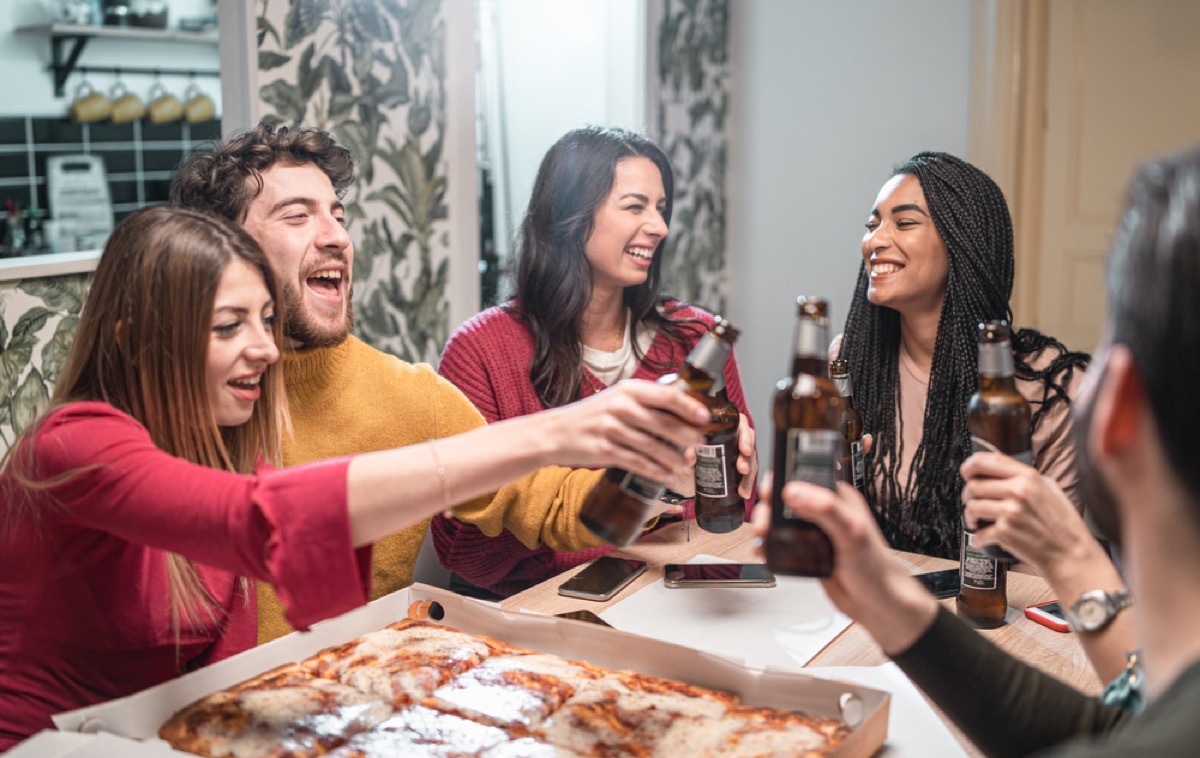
left=727, top=0, right=973, bottom=433
left=1, top=1, right=220, bottom=118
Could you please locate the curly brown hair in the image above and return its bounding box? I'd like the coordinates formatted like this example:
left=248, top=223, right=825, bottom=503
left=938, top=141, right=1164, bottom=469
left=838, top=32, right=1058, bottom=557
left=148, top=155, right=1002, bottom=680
left=170, top=122, right=355, bottom=222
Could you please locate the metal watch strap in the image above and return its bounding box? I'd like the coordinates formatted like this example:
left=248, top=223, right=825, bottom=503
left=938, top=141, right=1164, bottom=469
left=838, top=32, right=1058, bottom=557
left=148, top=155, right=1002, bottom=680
left=1067, top=588, right=1133, bottom=633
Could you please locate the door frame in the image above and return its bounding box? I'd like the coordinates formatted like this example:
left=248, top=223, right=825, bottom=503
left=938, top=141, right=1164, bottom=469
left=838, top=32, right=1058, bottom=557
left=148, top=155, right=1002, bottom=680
left=968, top=0, right=1050, bottom=328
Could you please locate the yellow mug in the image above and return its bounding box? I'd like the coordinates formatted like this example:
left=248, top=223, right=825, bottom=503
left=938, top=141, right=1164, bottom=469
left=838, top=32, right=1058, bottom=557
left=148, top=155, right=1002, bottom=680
left=146, top=83, right=182, bottom=125
left=109, top=82, right=146, bottom=124
left=183, top=83, right=215, bottom=124
left=70, top=83, right=112, bottom=124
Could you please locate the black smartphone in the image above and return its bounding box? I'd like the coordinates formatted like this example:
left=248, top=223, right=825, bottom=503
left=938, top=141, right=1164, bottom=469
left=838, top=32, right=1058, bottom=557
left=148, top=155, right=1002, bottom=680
left=557, top=556, right=648, bottom=601
left=916, top=568, right=961, bottom=599
left=662, top=563, right=776, bottom=589
left=554, top=609, right=613, bottom=627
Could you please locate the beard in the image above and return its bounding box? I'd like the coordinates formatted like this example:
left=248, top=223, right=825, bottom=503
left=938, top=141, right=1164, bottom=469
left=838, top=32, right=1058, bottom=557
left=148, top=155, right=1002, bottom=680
left=1071, top=363, right=1124, bottom=547
left=280, top=277, right=354, bottom=349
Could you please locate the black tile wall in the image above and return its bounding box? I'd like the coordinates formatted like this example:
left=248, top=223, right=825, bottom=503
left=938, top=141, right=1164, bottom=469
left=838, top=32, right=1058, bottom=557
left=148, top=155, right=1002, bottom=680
left=0, top=115, right=222, bottom=247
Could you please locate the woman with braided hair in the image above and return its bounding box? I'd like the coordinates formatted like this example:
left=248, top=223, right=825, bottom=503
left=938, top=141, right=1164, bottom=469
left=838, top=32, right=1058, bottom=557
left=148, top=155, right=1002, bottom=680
left=837, top=151, right=1090, bottom=560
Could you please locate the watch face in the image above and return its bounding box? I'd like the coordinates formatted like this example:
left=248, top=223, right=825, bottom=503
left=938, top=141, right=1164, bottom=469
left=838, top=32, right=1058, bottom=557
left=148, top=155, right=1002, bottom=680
left=1075, top=597, right=1108, bottom=628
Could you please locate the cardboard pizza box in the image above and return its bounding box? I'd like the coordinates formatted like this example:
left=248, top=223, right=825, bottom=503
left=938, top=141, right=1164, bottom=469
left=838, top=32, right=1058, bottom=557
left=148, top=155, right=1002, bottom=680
left=53, top=584, right=889, bottom=756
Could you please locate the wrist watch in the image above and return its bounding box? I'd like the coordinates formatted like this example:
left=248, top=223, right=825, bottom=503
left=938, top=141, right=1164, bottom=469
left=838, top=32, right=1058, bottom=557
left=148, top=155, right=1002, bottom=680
left=1065, top=588, right=1133, bottom=633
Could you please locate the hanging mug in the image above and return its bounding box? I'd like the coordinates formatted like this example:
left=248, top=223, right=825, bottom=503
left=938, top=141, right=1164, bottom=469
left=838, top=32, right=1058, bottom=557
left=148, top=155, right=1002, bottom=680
left=109, top=80, right=146, bottom=124
left=183, top=82, right=216, bottom=124
left=69, top=81, right=112, bottom=123
left=146, top=82, right=182, bottom=125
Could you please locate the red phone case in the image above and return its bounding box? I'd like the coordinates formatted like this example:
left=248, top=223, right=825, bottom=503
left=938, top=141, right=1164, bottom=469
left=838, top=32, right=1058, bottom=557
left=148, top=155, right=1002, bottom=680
left=1024, top=600, right=1071, bottom=633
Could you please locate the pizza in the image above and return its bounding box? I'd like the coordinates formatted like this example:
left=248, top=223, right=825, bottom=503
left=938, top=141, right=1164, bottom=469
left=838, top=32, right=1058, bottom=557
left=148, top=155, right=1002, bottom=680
left=159, top=619, right=851, bottom=757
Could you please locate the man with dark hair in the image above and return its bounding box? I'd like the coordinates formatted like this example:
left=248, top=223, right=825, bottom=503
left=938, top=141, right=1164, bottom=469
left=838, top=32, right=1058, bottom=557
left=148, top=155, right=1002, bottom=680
left=757, top=146, right=1200, bottom=755
left=171, top=123, right=615, bottom=642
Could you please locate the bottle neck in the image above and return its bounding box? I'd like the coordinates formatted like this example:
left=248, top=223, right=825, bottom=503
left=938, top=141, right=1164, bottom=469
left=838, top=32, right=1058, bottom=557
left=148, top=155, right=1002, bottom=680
left=689, top=332, right=733, bottom=381
left=978, top=340, right=1016, bottom=379
left=791, top=318, right=829, bottom=378
left=832, top=374, right=853, bottom=398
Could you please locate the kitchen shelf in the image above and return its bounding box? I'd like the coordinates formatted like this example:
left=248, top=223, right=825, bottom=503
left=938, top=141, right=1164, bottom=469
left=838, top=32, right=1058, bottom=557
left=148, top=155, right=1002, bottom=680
left=16, top=23, right=220, bottom=97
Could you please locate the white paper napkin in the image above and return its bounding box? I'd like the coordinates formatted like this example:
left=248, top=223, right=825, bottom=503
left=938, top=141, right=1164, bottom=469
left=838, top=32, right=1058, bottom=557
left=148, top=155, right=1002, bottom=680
left=599, top=555, right=851, bottom=670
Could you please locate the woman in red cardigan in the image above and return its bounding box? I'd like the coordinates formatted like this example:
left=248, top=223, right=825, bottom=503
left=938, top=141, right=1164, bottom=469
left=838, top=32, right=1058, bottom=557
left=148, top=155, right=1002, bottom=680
left=434, top=126, right=759, bottom=597
left=0, top=205, right=710, bottom=748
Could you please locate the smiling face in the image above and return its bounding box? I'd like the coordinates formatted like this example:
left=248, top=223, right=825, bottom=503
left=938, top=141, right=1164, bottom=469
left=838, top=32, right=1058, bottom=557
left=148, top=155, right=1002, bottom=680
left=206, top=258, right=281, bottom=427
left=861, top=173, right=950, bottom=316
left=241, top=162, right=352, bottom=348
left=584, top=156, right=669, bottom=294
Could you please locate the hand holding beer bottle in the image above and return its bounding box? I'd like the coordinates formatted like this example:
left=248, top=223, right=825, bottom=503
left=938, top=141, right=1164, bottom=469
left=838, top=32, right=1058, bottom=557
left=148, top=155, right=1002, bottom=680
left=765, top=297, right=842, bottom=577
left=580, top=319, right=740, bottom=547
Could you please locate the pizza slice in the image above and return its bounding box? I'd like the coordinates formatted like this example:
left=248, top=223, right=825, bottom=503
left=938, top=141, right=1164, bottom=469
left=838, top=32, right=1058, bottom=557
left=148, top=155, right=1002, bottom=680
left=652, top=704, right=851, bottom=757
left=158, top=662, right=393, bottom=758
left=535, top=671, right=737, bottom=756
left=304, top=619, right=517, bottom=707
left=322, top=704, right=511, bottom=757
left=423, top=653, right=608, bottom=733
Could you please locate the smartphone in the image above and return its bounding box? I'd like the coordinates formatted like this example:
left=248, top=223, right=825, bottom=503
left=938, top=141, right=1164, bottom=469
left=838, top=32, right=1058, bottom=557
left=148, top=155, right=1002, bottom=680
left=662, top=563, right=776, bottom=589
left=557, top=556, right=648, bottom=601
left=915, top=568, right=961, bottom=599
left=1025, top=600, right=1071, bottom=633
left=554, top=609, right=613, bottom=627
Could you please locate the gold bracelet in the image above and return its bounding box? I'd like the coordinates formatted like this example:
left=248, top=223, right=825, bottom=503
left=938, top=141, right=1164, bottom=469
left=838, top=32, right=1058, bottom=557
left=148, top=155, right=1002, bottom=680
left=427, top=440, right=452, bottom=506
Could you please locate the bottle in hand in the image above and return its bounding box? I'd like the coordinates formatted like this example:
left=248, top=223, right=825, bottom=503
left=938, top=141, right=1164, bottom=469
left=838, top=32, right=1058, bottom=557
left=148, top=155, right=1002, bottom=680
left=580, top=319, right=740, bottom=547
left=765, top=297, right=842, bottom=577
left=966, top=320, right=1031, bottom=561
left=695, top=335, right=743, bottom=534
left=829, top=358, right=865, bottom=492
left=957, top=320, right=1026, bottom=628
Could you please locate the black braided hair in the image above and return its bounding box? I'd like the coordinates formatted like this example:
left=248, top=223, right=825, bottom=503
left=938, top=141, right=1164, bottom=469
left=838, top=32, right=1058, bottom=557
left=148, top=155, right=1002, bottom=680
left=840, top=152, right=1090, bottom=557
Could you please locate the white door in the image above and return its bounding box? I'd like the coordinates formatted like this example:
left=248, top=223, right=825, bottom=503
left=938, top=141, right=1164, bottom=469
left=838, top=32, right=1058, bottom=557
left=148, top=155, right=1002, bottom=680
left=1033, top=0, right=1200, bottom=352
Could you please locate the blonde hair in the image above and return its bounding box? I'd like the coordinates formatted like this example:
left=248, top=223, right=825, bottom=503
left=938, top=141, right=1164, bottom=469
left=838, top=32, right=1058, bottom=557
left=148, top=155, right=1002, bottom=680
left=2, top=205, right=287, bottom=646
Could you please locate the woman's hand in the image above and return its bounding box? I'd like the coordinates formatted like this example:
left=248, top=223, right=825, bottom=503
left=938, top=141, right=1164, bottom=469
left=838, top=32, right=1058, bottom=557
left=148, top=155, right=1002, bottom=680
left=541, top=379, right=708, bottom=483
left=736, top=414, right=759, bottom=499
left=960, top=452, right=1104, bottom=581
left=751, top=472, right=938, bottom=656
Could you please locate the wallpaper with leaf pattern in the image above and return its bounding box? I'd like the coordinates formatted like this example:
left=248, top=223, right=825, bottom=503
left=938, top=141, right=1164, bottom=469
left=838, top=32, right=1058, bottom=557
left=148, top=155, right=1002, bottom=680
left=0, top=275, right=89, bottom=450
left=655, top=0, right=729, bottom=316
left=256, top=0, right=451, bottom=363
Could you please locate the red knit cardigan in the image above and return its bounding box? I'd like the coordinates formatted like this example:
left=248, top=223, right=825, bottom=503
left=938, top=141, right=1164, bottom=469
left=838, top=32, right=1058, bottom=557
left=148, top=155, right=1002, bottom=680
left=432, top=301, right=755, bottom=596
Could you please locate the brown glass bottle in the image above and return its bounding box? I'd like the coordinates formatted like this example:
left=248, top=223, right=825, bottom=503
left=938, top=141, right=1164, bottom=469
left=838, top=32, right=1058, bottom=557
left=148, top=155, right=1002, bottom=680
left=765, top=297, right=842, bottom=577
left=829, top=358, right=865, bottom=492
left=695, top=367, right=744, bottom=534
left=580, top=319, right=739, bottom=547
left=966, top=320, right=1031, bottom=562
left=957, top=320, right=1025, bottom=628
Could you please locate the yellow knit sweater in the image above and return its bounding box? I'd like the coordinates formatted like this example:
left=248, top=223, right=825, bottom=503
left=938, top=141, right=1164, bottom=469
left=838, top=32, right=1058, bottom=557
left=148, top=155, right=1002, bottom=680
left=256, top=336, right=604, bottom=643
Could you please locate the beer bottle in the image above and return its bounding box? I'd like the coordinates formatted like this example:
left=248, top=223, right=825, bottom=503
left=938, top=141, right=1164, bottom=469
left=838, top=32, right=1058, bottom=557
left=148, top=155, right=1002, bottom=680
left=765, top=297, right=842, bottom=577
left=829, top=358, right=865, bottom=492
left=695, top=360, right=744, bottom=534
left=580, top=319, right=739, bottom=547
left=956, top=320, right=1027, bottom=628
left=966, top=320, right=1031, bottom=561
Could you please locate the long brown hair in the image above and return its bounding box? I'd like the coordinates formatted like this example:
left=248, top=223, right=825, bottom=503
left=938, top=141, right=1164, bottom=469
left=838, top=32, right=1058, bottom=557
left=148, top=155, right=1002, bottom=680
left=3, top=205, right=286, bottom=638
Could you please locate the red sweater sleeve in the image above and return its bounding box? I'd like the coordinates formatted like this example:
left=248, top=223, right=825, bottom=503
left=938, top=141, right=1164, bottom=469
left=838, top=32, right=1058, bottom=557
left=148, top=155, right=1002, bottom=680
left=29, top=403, right=371, bottom=630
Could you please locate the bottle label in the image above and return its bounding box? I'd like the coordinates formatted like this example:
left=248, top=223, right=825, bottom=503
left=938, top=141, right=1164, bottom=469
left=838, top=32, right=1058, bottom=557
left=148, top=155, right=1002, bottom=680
left=695, top=444, right=728, bottom=498
left=618, top=471, right=667, bottom=505
left=971, top=436, right=1033, bottom=465
left=960, top=530, right=998, bottom=590
left=794, top=319, right=828, bottom=359
left=849, top=440, right=865, bottom=489
left=833, top=375, right=851, bottom=397
left=781, top=429, right=840, bottom=517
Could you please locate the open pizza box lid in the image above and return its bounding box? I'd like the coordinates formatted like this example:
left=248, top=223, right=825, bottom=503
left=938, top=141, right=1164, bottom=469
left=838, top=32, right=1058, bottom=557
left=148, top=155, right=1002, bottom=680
left=53, top=584, right=889, bottom=756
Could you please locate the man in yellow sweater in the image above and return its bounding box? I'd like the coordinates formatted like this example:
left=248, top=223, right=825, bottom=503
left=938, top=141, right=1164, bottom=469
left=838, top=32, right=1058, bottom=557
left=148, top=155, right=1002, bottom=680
left=171, top=123, right=609, bottom=642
